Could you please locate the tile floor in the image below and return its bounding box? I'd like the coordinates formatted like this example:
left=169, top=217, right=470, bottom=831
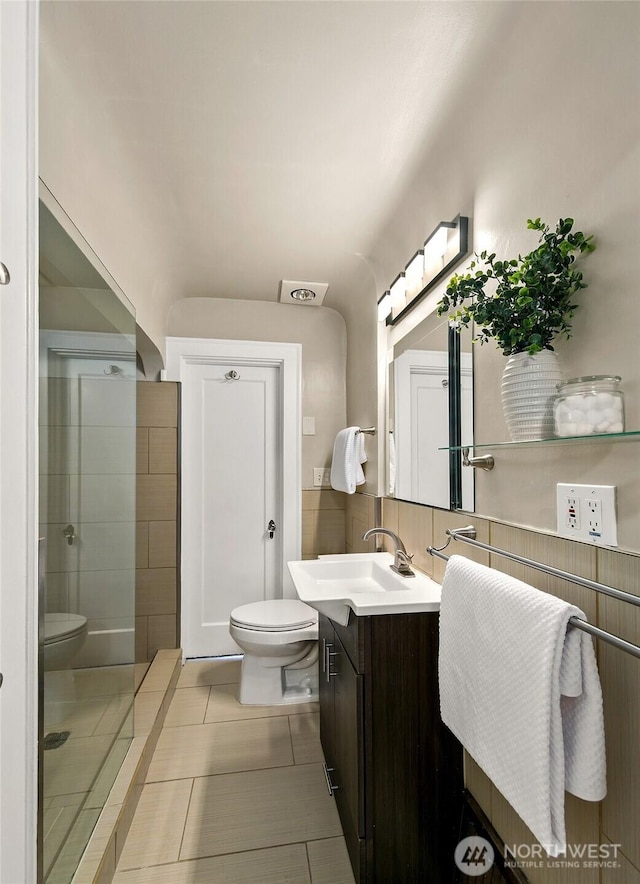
left=112, top=658, right=356, bottom=884
left=44, top=663, right=149, bottom=883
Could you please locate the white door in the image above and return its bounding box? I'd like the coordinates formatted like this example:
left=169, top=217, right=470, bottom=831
left=166, top=338, right=301, bottom=658
left=40, top=333, right=137, bottom=668
left=395, top=349, right=450, bottom=508
left=0, top=2, right=39, bottom=882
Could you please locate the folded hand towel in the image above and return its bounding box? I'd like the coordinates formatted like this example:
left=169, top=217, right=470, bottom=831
left=330, top=427, right=366, bottom=494
left=438, top=555, right=606, bottom=856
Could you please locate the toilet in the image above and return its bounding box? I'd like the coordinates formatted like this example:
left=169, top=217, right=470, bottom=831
left=44, top=613, right=88, bottom=671
left=229, top=599, right=319, bottom=705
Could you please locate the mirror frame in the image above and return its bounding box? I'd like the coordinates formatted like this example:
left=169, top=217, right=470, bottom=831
left=448, top=325, right=463, bottom=510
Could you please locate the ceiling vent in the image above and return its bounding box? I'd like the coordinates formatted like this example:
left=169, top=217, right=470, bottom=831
left=278, top=280, right=329, bottom=306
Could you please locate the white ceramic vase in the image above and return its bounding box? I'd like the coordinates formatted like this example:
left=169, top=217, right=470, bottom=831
left=501, top=350, right=563, bottom=441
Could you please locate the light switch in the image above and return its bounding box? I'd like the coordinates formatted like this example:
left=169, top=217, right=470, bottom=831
left=303, top=417, right=316, bottom=435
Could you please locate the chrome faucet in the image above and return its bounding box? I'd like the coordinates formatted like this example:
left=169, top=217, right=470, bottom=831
left=362, top=528, right=415, bottom=577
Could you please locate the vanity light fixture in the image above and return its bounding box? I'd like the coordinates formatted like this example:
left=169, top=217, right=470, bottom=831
left=386, top=215, right=469, bottom=325
left=377, top=291, right=392, bottom=322
left=389, top=272, right=407, bottom=311
left=404, top=249, right=425, bottom=301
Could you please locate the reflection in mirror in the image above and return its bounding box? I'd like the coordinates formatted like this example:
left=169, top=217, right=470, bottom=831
left=388, top=313, right=474, bottom=510
left=458, top=324, right=474, bottom=511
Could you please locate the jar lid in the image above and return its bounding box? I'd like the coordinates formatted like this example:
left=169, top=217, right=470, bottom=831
left=557, top=375, right=622, bottom=390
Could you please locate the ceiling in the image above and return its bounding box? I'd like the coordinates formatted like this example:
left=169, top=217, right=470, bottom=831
left=39, top=1, right=506, bottom=320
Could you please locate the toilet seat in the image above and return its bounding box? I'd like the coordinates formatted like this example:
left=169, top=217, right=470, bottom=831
left=45, top=613, right=87, bottom=645
left=230, top=599, right=317, bottom=632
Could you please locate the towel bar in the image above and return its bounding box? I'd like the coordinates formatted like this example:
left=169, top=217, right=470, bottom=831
left=356, top=427, right=376, bottom=435
left=428, top=526, right=640, bottom=660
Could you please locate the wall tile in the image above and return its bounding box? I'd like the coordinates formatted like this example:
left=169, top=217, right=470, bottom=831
left=137, top=474, right=177, bottom=522
left=148, top=428, right=177, bottom=474
left=381, top=497, right=399, bottom=537
left=601, top=841, right=640, bottom=884
left=489, top=524, right=598, bottom=622
left=72, top=474, right=136, bottom=524
left=315, top=510, right=346, bottom=555
left=42, top=474, right=70, bottom=523
left=302, top=510, right=316, bottom=557
left=148, top=521, right=177, bottom=568
left=136, top=569, right=177, bottom=617
left=492, top=787, right=599, bottom=884
left=147, top=615, right=177, bottom=657
left=136, top=428, right=149, bottom=474
left=81, top=427, right=136, bottom=476
left=79, top=522, right=136, bottom=572
left=137, top=382, right=178, bottom=428
left=135, top=617, right=149, bottom=663
left=397, top=501, right=433, bottom=576
left=597, top=549, right=640, bottom=871
left=345, top=493, right=376, bottom=552
left=316, top=489, right=346, bottom=510
left=136, top=522, right=149, bottom=570
left=464, top=754, right=492, bottom=820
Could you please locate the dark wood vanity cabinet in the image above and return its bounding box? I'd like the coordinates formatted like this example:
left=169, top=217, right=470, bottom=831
left=319, top=611, right=463, bottom=884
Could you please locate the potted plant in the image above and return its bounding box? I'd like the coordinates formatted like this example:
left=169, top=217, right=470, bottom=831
left=437, top=217, right=595, bottom=440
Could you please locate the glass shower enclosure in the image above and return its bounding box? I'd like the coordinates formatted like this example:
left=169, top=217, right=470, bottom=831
left=39, top=198, right=136, bottom=883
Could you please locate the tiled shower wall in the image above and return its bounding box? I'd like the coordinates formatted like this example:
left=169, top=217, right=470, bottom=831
left=382, top=498, right=640, bottom=883
left=135, top=382, right=179, bottom=662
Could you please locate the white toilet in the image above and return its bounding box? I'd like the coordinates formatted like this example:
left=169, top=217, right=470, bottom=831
left=229, top=599, right=319, bottom=705
left=44, top=613, right=88, bottom=671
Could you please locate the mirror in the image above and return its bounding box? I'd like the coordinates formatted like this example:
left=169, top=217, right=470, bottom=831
left=388, top=312, right=474, bottom=510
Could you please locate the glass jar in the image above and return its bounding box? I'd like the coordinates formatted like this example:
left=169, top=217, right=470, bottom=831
left=553, top=375, right=624, bottom=437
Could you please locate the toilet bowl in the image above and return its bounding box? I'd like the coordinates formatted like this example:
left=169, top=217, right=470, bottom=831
left=229, top=599, right=319, bottom=705
left=44, top=613, right=88, bottom=671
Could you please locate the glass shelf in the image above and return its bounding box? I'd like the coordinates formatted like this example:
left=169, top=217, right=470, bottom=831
left=440, top=429, right=640, bottom=451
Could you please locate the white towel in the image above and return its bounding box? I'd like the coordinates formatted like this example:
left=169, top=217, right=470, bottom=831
left=438, top=555, right=606, bottom=856
left=330, top=427, right=366, bottom=494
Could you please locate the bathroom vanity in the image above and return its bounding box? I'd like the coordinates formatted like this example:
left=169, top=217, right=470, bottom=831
left=318, top=609, right=463, bottom=883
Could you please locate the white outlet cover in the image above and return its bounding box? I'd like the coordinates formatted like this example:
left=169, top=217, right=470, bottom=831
left=556, top=483, right=617, bottom=546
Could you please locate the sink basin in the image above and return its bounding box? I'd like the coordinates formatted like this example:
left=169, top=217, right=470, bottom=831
left=287, top=552, right=441, bottom=626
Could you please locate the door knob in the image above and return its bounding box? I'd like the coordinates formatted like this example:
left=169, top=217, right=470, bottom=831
left=0, top=263, right=10, bottom=285
left=267, top=519, right=276, bottom=539
left=63, top=524, right=76, bottom=545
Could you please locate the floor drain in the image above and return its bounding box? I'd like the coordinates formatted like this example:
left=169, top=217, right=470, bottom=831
left=43, top=731, right=70, bottom=750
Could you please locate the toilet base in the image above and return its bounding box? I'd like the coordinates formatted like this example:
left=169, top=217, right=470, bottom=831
left=238, top=653, right=319, bottom=705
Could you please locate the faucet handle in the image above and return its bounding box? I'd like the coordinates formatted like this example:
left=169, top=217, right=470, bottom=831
left=393, top=549, right=415, bottom=577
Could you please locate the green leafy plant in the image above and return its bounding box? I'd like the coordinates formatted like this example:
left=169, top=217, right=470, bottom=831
left=437, top=218, right=595, bottom=356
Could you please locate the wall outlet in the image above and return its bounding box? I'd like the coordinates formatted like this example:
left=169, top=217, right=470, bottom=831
left=313, top=468, right=331, bottom=487
left=556, top=484, right=617, bottom=546
left=566, top=497, right=579, bottom=530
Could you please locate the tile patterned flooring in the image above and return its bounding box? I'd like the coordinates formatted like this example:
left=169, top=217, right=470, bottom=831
left=43, top=664, right=149, bottom=884
left=112, top=658, right=355, bottom=884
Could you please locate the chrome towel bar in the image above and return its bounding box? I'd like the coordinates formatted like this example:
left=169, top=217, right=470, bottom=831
left=427, top=525, right=640, bottom=660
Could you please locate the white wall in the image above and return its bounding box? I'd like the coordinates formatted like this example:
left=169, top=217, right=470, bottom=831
left=372, top=2, right=640, bottom=550
left=168, top=298, right=347, bottom=490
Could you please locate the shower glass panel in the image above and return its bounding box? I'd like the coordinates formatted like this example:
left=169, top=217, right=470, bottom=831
left=39, top=201, right=136, bottom=884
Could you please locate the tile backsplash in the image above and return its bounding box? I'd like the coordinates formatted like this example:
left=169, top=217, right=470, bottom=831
left=136, top=382, right=179, bottom=662
left=381, top=497, right=640, bottom=883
